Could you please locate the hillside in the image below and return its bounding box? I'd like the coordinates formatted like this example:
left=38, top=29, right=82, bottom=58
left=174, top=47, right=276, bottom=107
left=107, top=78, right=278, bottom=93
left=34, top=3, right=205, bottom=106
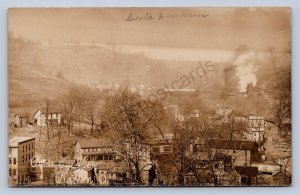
left=9, top=38, right=291, bottom=119
left=8, top=38, right=225, bottom=109
left=9, top=39, right=221, bottom=86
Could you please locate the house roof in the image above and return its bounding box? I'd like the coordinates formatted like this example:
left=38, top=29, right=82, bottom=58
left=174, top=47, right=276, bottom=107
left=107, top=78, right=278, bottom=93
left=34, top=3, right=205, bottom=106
left=142, top=164, right=153, bottom=171
left=145, top=133, right=174, bottom=146
left=39, top=107, right=61, bottom=114
left=9, top=137, right=35, bottom=147
left=208, top=139, right=257, bottom=151
left=235, top=166, right=258, bottom=178
left=77, top=137, right=113, bottom=149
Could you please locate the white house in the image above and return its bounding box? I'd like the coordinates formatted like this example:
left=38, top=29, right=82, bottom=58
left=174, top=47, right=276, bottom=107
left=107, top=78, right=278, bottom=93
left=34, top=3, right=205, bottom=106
left=74, top=137, right=116, bottom=162
left=248, top=115, right=265, bottom=142
left=14, top=113, right=30, bottom=128
left=33, top=108, right=62, bottom=127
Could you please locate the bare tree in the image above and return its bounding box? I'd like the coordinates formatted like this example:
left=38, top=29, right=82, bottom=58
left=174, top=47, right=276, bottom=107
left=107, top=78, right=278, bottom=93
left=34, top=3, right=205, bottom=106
left=154, top=101, right=232, bottom=186
left=169, top=102, right=203, bottom=185
left=59, top=86, right=85, bottom=134
left=83, top=91, right=104, bottom=134
left=275, top=157, right=291, bottom=185
left=85, top=101, right=100, bottom=134
left=154, top=101, right=205, bottom=185
left=271, top=68, right=291, bottom=139
left=223, top=113, right=248, bottom=140
left=103, top=85, right=163, bottom=185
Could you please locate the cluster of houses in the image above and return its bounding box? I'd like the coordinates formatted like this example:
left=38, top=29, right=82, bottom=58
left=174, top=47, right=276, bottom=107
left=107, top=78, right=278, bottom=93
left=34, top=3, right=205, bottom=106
left=9, top=89, right=291, bottom=186
left=14, top=107, right=62, bottom=128
left=9, top=132, right=290, bottom=186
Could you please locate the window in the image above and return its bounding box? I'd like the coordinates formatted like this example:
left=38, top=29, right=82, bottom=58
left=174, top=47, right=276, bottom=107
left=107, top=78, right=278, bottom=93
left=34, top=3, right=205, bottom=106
left=96, top=155, right=101, bottom=161
left=9, top=169, right=12, bottom=176
left=253, top=132, right=256, bottom=136
left=104, top=155, right=108, bottom=160
left=13, top=158, right=16, bottom=165
left=164, top=146, right=171, bottom=152
left=22, top=155, right=24, bottom=163
left=26, top=145, right=27, bottom=152
left=258, top=120, right=262, bottom=126
left=224, top=157, right=231, bottom=165
left=32, top=143, right=34, bottom=150
left=9, top=158, right=12, bottom=164
left=13, top=169, right=16, bottom=176
left=29, top=153, right=31, bottom=160
left=215, top=163, right=219, bottom=169
left=152, top=147, right=160, bottom=153
left=90, top=155, right=95, bottom=161
left=23, top=146, right=24, bottom=152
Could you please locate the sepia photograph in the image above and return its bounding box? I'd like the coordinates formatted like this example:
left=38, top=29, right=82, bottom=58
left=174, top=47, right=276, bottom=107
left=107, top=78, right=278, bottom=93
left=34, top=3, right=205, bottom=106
left=8, top=7, right=291, bottom=187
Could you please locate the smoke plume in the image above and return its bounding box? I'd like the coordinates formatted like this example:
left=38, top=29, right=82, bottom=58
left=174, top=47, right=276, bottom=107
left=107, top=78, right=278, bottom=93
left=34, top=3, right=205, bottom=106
left=234, top=52, right=258, bottom=92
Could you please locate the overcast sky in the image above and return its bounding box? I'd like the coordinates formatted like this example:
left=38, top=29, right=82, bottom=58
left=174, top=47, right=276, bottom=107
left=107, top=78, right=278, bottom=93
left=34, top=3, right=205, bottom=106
left=9, top=8, right=291, bottom=53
